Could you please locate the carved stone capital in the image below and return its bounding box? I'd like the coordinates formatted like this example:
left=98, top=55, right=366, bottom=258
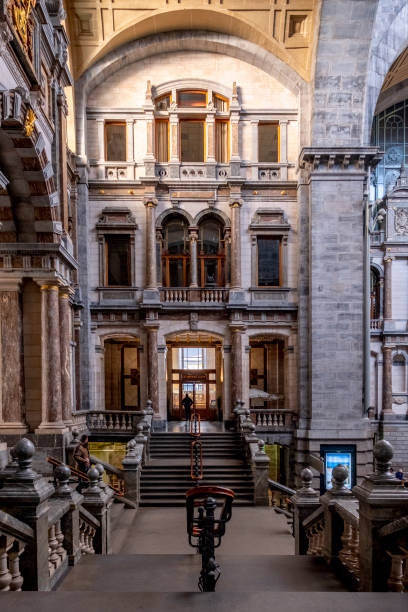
left=144, top=197, right=158, bottom=208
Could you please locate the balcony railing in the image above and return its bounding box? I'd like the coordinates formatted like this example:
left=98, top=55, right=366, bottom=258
left=250, top=409, right=296, bottom=430
left=160, top=287, right=229, bottom=304
left=370, top=319, right=383, bottom=330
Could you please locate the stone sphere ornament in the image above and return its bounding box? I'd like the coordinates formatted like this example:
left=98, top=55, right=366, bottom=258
left=373, top=439, right=394, bottom=479
left=55, top=464, right=71, bottom=494
left=15, top=437, right=36, bottom=478
left=331, top=464, right=349, bottom=492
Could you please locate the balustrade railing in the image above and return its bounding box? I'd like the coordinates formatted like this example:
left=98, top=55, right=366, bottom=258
left=292, top=440, right=408, bottom=592
left=250, top=409, right=296, bottom=430
left=370, top=319, right=383, bottom=330
left=160, top=288, right=229, bottom=304
left=87, top=410, right=145, bottom=433
left=78, top=508, right=99, bottom=556
left=0, top=511, right=33, bottom=592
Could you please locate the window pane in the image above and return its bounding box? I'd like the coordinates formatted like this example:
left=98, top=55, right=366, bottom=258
left=169, top=260, right=185, bottom=287
left=166, top=219, right=187, bottom=254
left=258, top=237, right=280, bottom=286
left=156, top=121, right=169, bottom=162
left=200, top=220, right=220, bottom=254
left=213, top=94, right=228, bottom=112
left=180, top=121, right=204, bottom=162
left=155, top=94, right=170, bottom=111
left=178, top=91, right=206, bottom=107
left=258, top=123, right=279, bottom=163
left=204, top=260, right=217, bottom=286
left=216, top=121, right=228, bottom=163
left=106, top=235, right=130, bottom=286
left=105, top=123, right=126, bottom=161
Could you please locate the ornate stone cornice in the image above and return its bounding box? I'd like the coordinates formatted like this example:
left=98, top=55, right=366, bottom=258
left=299, top=147, right=382, bottom=172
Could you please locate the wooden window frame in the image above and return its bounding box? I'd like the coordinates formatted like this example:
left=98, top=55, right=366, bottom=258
left=258, top=122, right=280, bottom=163
left=104, top=121, right=127, bottom=162
left=213, top=93, right=229, bottom=112
left=155, top=118, right=170, bottom=162
left=177, top=89, right=208, bottom=108
left=215, top=119, right=229, bottom=163
left=155, top=92, right=172, bottom=111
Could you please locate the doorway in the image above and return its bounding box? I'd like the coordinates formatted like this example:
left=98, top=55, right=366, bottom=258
left=166, top=337, right=223, bottom=421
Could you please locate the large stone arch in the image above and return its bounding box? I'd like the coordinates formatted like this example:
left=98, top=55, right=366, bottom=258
left=156, top=207, right=194, bottom=229
left=75, top=30, right=309, bottom=158
left=194, top=209, right=230, bottom=229
left=363, top=0, right=408, bottom=142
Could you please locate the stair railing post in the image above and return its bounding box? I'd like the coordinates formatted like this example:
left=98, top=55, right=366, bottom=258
left=353, top=440, right=408, bottom=591
left=252, top=440, right=270, bottom=506
left=81, top=466, right=114, bottom=554
left=319, top=464, right=353, bottom=562
left=0, top=438, right=55, bottom=590
left=53, top=464, right=83, bottom=566
left=291, top=467, right=321, bottom=555
left=122, top=440, right=143, bottom=508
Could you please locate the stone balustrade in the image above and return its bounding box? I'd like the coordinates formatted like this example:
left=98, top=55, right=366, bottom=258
left=250, top=409, right=296, bottom=430
left=0, top=438, right=115, bottom=590
left=87, top=410, right=145, bottom=434
left=370, top=319, right=383, bottom=330
left=160, top=288, right=229, bottom=304
left=291, top=440, right=408, bottom=592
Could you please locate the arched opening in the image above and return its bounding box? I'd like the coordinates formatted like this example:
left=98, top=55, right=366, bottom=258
left=197, top=217, right=226, bottom=288
left=249, top=338, right=285, bottom=412
left=165, top=331, right=224, bottom=422
left=392, top=353, right=406, bottom=394
left=160, top=215, right=190, bottom=288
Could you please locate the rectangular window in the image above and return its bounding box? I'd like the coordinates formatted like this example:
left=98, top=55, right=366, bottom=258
left=257, top=237, right=280, bottom=287
left=105, top=122, right=126, bottom=162
left=177, top=90, right=207, bottom=107
left=180, top=120, right=204, bottom=162
left=258, top=123, right=279, bottom=163
left=216, top=120, right=229, bottom=163
left=105, top=235, right=130, bottom=286
left=156, top=120, right=169, bottom=162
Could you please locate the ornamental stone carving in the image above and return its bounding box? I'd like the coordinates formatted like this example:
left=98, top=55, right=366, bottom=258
left=394, top=208, right=408, bottom=235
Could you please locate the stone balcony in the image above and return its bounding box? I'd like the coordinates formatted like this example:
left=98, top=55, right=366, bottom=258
left=160, top=287, right=229, bottom=305
left=88, top=161, right=293, bottom=183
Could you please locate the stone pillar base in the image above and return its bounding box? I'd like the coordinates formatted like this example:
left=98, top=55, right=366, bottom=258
left=35, top=423, right=68, bottom=434
left=0, top=423, right=28, bottom=434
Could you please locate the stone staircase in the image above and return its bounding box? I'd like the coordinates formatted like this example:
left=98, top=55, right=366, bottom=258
left=140, top=432, right=255, bottom=506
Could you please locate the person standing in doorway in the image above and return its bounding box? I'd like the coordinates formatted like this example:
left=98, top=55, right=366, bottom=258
left=181, top=393, right=193, bottom=422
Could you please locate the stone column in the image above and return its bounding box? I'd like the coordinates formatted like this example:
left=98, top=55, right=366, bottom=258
left=230, top=326, right=245, bottom=408
left=126, top=119, right=134, bottom=162
left=189, top=228, right=198, bottom=288
left=0, top=280, right=27, bottom=433
left=382, top=346, right=393, bottom=415
left=383, top=255, right=393, bottom=319
left=230, top=111, right=241, bottom=177
left=169, top=114, right=179, bottom=162
left=96, top=118, right=105, bottom=179
left=146, top=323, right=159, bottom=415
left=144, top=199, right=158, bottom=290
left=59, top=287, right=73, bottom=424
left=39, top=285, right=64, bottom=429
left=229, top=201, right=242, bottom=290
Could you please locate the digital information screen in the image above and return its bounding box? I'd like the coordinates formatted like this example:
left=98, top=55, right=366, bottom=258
left=320, top=445, right=356, bottom=493
left=325, top=452, right=353, bottom=490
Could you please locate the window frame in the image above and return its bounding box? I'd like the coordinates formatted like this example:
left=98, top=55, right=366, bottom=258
left=256, top=236, right=282, bottom=288
left=96, top=207, right=137, bottom=289
left=155, top=118, right=170, bottom=162
left=179, top=118, right=206, bottom=163
left=177, top=89, right=208, bottom=108
left=105, top=121, right=127, bottom=162
left=215, top=119, right=229, bottom=163
left=258, top=122, right=280, bottom=163
left=104, top=234, right=131, bottom=287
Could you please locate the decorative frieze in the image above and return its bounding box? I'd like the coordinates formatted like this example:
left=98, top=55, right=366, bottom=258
left=299, top=147, right=382, bottom=173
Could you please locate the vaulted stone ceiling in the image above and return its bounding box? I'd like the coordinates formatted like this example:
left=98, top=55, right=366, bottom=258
left=63, top=0, right=319, bottom=81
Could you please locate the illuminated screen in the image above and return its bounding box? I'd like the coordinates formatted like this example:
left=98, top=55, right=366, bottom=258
left=325, top=452, right=352, bottom=490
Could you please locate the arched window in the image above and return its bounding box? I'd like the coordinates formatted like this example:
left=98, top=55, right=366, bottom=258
left=161, top=216, right=190, bottom=287
left=198, top=218, right=225, bottom=287
left=370, top=268, right=381, bottom=320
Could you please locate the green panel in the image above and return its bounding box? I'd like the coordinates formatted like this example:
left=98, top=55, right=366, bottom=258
left=89, top=441, right=127, bottom=471
left=265, top=443, right=281, bottom=481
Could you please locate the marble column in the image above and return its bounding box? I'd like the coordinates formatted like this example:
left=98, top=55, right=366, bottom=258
left=230, top=326, right=244, bottom=408
left=230, top=201, right=242, bottom=289
left=145, top=200, right=158, bottom=290
left=189, top=228, right=198, bottom=288
left=96, top=118, right=105, bottom=163
left=59, top=287, right=73, bottom=424
left=382, top=346, right=393, bottom=415
left=146, top=324, right=159, bottom=414
left=0, top=281, right=27, bottom=432
left=383, top=256, right=393, bottom=319
left=39, top=285, right=64, bottom=428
